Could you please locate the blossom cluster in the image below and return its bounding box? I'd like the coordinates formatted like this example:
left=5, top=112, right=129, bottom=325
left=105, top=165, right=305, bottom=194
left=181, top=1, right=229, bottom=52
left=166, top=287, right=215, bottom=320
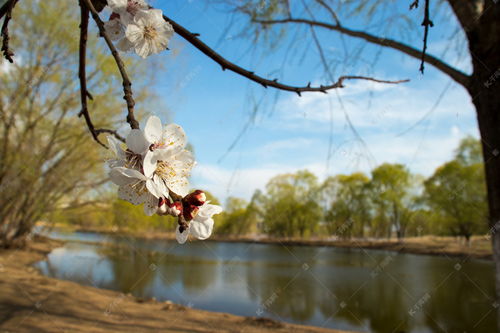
left=104, top=0, right=174, bottom=58
left=108, top=116, right=222, bottom=244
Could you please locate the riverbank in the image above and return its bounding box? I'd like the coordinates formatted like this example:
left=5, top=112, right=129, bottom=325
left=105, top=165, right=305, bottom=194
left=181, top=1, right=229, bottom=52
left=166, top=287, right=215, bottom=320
left=64, top=225, right=492, bottom=260
left=0, top=236, right=348, bottom=333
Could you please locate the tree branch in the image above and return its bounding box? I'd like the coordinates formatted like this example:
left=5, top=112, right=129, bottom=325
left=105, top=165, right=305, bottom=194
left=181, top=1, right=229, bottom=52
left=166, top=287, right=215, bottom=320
left=418, top=0, right=434, bottom=73
left=94, top=128, right=125, bottom=142
left=163, top=15, right=408, bottom=96
left=0, top=0, right=15, bottom=21
left=1, top=0, right=18, bottom=63
left=83, top=0, right=139, bottom=130
left=252, top=17, right=470, bottom=87
left=78, top=1, right=106, bottom=147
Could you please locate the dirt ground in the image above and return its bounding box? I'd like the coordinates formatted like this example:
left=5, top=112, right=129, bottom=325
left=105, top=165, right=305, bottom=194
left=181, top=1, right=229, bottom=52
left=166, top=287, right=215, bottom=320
left=0, top=237, right=349, bottom=333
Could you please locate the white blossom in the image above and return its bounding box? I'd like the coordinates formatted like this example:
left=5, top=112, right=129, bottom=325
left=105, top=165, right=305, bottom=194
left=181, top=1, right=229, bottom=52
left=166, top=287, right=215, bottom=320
left=175, top=203, right=223, bottom=244
left=104, top=16, right=124, bottom=41
left=124, top=9, right=174, bottom=58
left=108, top=0, right=148, bottom=24
left=107, top=130, right=161, bottom=216
left=141, top=116, right=194, bottom=196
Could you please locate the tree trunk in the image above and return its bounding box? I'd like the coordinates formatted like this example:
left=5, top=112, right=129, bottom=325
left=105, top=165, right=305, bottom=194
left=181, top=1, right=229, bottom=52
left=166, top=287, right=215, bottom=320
left=464, top=7, right=500, bottom=324
left=467, top=13, right=500, bottom=325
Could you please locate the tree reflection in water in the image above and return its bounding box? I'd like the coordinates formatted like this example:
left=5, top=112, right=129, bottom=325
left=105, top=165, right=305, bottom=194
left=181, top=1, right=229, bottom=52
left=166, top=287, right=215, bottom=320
left=35, top=234, right=496, bottom=333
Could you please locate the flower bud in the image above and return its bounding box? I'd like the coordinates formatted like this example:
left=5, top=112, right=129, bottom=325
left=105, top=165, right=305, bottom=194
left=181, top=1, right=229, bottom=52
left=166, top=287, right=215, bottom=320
left=182, top=204, right=200, bottom=221
left=167, top=201, right=183, bottom=217
left=156, top=197, right=168, bottom=215
left=184, top=190, right=206, bottom=207
left=157, top=198, right=183, bottom=217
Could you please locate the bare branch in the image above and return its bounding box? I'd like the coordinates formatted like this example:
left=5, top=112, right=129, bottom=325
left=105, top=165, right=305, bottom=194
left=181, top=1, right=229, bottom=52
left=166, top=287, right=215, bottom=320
left=418, top=0, right=434, bottom=73
left=94, top=128, right=125, bottom=143
left=83, top=0, right=139, bottom=129
left=0, top=0, right=15, bottom=21
left=253, top=17, right=470, bottom=87
left=163, top=15, right=408, bottom=96
left=1, top=0, right=18, bottom=63
left=78, top=1, right=106, bottom=147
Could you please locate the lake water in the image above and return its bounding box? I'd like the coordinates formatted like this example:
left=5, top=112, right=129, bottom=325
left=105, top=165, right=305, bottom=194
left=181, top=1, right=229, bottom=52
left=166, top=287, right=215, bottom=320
left=35, top=231, right=496, bottom=332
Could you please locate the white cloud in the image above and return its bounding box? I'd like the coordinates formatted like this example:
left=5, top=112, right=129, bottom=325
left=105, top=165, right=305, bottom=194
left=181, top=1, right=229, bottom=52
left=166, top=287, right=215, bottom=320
left=272, top=79, right=474, bottom=133
left=191, top=162, right=330, bottom=204
left=193, top=76, right=479, bottom=203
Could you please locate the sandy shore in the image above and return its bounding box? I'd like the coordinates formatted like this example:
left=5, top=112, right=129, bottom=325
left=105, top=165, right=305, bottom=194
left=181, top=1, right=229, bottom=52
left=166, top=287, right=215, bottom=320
left=0, top=236, right=349, bottom=333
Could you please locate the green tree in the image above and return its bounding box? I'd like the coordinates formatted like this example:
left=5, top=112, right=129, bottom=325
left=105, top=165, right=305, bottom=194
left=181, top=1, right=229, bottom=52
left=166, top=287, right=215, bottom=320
left=322, top=172, right=371, bottom=239
left=263, top=170, right=321, bottom=238
left=455, top=135, right=483, bottom=166
left=370, top=163, right=415, bottom=240
left=0, top=1, right=155, bottom=247
left=424, top=160, right=487, bottom=244
left=216, top=197, right=249, bottom=235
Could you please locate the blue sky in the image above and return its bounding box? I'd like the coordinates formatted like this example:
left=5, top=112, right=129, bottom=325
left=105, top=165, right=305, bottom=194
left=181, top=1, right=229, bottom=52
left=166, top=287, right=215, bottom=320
left=140, top=1, right=478, bottom=203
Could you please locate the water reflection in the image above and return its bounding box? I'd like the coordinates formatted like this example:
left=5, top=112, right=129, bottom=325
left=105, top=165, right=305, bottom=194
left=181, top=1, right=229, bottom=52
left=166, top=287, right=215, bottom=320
left=35, top=232, right=496, bottom=332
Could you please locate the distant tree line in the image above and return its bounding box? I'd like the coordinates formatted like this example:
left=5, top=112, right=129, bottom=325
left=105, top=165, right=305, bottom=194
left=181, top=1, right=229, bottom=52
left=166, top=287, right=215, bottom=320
left=51, top=136, right=487, bottom=243
left=216, top=136, right=488, bottom=243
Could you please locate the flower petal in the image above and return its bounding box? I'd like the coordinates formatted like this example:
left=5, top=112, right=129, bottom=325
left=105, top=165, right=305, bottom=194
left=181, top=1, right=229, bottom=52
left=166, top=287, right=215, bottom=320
left=113, top=166, right=147, bottom=180
left=144, top=116, right=163, bottom=143
left=118, top=182, right=148, bottom=205
left=165, top=178, right=190, bottom=197
left=104, top=19, right=124, bottom=41
left=197, top=204, right=223, bottom=220
left=162, top=123, right=186, bottom=150
left=109, top=168, right=135, bottom=186
left=107, top=0, right=127, bottom=12
left=153, top=174, right=169, bottom=197
left=135, top=40, right=151, bottom=59
left=126, top=129, right=149, bottom=154
left=143, top=194, right=158, bottom=216
left=107, top=135, right=126, bottom=159
left=190, top=218, right=214, bottom=240
left=146, top=178, right=162, bottom=198
left=117, top=37, right=133, bottom=52
left=175, top=225, right=189, bottom=244
left=142, top=150, right=157, bottom=178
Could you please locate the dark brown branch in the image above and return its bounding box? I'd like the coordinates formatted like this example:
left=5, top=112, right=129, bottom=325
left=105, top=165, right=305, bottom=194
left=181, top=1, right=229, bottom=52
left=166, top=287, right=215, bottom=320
left=0, top=0, right=15, bottom=21
left=94, top=128, right=125, bottom=142
left=419, top=0, right=434, bottom=73
left=1, top=0, right=18, bottom=63
left=163, top=15, right=408, bottom=95
left=78, top=1, right=106, bottom=147
left=253, top=17, right=470, bottom=87
left=83, top=0, right=139, bottom=129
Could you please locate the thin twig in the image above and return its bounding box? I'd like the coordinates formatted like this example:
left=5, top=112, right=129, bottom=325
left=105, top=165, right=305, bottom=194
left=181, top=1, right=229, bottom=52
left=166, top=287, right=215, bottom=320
left=419, top=0, right=434, bottom=73
left=83, top=0, right=139, bottom=129
left=94, top=128, right=125, bottom=142
left=163, top=15, right=408, bottom=96
left=78, top=1, right=106, bottom=147
left=252, top=17, right=468, bottom=87
left=1, top=0, right=18, bottom=63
